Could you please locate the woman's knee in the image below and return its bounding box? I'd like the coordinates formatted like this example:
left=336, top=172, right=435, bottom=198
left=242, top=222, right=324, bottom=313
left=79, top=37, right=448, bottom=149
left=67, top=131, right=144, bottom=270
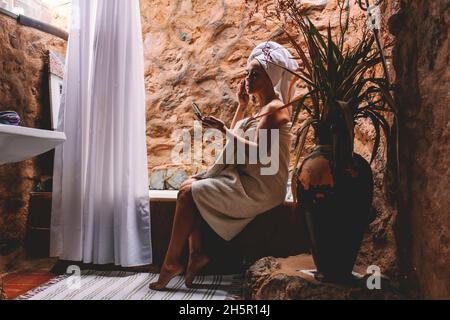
left=178, top=185, right=193, bottom=203
left=180, top=178, right=198, bottom=190
left=179, top=181, right=191, bottom=190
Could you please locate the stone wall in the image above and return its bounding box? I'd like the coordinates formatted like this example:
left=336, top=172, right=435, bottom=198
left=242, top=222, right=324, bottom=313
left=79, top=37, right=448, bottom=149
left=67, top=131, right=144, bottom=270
left=386, top=0, right=450, bottom=299
left=141, top=0, right=273, bottom=171
left=0, top=12, right=66, bottom=264
left=142, top=0, right=373, bottom=172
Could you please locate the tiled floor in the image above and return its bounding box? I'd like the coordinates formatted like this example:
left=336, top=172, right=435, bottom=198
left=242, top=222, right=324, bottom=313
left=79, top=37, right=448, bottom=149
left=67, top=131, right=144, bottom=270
left=2, top=272, right=55, bottom=300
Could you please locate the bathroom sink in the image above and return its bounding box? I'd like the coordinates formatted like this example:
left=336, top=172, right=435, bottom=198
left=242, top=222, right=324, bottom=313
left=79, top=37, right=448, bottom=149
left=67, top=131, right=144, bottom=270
left=0, top=125, right=66, bottom=165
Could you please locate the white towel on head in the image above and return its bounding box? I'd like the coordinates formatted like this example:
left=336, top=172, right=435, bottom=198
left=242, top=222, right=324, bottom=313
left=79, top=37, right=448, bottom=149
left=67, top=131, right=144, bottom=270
left=247, top=41, right=299, bottom=104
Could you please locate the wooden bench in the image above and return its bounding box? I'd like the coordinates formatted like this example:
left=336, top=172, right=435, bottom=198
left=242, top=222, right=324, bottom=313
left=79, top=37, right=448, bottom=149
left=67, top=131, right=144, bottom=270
left=149, top=191, right=310, bottom=274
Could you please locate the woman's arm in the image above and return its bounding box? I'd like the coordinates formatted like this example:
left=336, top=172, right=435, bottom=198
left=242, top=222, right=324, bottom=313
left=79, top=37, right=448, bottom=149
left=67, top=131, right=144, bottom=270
left=230, top=105, right=245, bottom=130
left=203, top=102, right=290, bottom=160
left=231, top=80, right=250, bottom=130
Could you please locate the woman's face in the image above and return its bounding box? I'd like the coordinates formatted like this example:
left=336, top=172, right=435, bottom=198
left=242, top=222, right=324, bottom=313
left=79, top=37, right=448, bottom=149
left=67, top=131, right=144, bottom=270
left=245, top=59, right=272, bottom=95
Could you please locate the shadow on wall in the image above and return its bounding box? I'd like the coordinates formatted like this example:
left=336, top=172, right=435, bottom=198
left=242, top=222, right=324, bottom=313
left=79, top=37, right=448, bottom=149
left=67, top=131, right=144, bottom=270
left=388, top=0, right=450, bottom=299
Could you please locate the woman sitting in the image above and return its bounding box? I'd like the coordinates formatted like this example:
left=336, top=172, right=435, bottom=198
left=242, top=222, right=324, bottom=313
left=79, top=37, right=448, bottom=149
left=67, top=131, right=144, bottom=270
left=150, top=41, right=298, bottom=290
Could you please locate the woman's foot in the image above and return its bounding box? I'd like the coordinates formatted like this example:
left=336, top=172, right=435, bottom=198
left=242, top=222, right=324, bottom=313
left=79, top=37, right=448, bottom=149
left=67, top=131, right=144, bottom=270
left=149, top=262, right=184, bottom=291
left=185, top=252, right=210, bottom=288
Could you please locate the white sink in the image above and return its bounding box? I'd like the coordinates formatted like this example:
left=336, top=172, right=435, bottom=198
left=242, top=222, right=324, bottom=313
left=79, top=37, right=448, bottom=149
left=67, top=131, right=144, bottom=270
left=0, top=125, right=66, bottom=165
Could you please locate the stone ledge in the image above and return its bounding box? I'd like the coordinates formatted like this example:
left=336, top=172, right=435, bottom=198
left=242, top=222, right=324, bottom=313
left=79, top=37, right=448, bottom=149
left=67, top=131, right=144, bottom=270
left=149, top=190, right=294, bottom=204
left=149, top=190, right=179, bottom=202
left=245, top=255, right=404, bottom=300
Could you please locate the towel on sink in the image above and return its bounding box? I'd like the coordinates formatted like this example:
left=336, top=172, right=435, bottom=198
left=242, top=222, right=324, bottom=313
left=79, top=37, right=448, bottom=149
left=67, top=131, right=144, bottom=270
left=0, top=111, right=21, bottom=126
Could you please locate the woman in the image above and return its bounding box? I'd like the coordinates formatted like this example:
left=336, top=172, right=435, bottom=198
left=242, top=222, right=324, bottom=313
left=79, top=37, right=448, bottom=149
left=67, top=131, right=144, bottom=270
left=150, top=41, right=298, bottom=290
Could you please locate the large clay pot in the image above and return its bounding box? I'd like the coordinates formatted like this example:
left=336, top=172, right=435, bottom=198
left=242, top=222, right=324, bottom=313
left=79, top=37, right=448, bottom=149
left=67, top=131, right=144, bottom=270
left=296, top=145, right=374, bottom=282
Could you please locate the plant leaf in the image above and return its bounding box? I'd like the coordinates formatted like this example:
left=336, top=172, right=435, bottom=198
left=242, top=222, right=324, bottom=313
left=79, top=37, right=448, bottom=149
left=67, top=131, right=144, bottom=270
left=291, top=90, right=318, bottom=129
left=336, top=100, right=355, bottom=150
left=292, top=119, right=317, bottom=172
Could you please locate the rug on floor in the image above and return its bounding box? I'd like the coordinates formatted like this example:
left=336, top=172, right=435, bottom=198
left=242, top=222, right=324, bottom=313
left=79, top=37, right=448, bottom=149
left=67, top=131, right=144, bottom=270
left=17, top=270, right=243, bottom=300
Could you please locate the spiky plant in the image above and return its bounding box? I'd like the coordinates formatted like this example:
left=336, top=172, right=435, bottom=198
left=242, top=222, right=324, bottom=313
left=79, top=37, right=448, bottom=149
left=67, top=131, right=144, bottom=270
left=265, top=0, right=399, bottom=200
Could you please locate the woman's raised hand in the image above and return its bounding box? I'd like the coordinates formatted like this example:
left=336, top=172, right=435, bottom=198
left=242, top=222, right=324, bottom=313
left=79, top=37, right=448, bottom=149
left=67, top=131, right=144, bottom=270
left=237, top=80, right=250, bottom=107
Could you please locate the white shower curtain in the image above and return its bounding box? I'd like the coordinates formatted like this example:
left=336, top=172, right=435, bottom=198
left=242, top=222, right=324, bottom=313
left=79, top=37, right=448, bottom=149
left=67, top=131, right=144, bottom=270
left=51, top=0, right=152, bottom=267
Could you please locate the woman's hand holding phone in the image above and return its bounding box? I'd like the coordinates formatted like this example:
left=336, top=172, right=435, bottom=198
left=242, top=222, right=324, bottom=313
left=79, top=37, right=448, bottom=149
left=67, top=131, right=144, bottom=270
left=202, top=116, right=227, bottom=134
left=192, top=102, right=227, bottom=133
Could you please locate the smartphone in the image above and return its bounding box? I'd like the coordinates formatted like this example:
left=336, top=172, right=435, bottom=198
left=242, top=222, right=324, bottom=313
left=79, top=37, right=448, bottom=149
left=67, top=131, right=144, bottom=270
left=192, top=102, right=203, bottom=120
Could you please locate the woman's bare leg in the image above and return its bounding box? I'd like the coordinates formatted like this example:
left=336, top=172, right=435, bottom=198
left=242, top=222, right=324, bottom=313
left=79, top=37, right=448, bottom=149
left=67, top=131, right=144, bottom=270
left=149, top=185, right=196, bottom=291
left=185, top=216, right=210, bottom=287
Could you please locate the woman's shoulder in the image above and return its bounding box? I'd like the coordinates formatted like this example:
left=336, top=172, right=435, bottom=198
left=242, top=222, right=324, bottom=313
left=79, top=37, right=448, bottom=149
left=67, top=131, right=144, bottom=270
left=262, top=99, right=290, bottom=127
left=266, top=99, right=284, bottom=110
left=265, top=99, right=289, bottom=118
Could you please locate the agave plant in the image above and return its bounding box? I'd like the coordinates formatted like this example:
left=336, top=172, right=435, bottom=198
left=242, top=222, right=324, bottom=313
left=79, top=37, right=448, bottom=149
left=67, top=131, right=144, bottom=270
left=266, top=0, right=399, bottom=200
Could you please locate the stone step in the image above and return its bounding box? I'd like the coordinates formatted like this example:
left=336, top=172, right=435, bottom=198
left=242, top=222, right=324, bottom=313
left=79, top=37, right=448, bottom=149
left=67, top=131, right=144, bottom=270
left=245, top=255, right=404, bottom=300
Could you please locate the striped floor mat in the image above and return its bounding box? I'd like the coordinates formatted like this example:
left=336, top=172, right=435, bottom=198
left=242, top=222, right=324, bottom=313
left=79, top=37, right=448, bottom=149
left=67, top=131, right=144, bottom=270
left=17, top=270, right=243, bottom=300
